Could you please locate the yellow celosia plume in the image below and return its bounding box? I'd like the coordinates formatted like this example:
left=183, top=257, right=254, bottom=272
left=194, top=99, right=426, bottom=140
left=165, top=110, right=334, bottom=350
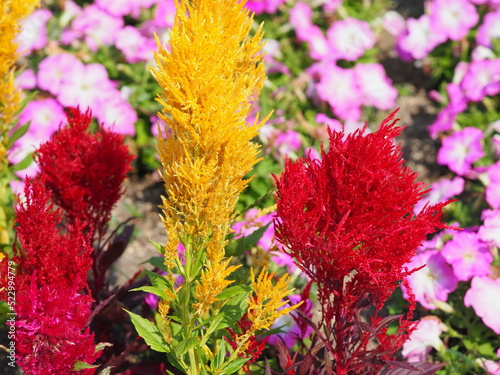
left=153, top=0, right=270, bottom=310
left=0, top=0, right=40, bottom=153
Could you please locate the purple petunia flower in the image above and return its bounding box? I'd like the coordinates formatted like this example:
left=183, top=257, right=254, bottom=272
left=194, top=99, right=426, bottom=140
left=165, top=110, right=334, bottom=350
left=464, top=276, right=500, bottom=334
left=403, top=250, right=458, bottom=310
left=441, top=231, right=492, bottom=281
left=437, top=127, right=484, bottom=175
left=428, top=0, right=479, bottom=41
left=326, top=17, right=375, bottom=61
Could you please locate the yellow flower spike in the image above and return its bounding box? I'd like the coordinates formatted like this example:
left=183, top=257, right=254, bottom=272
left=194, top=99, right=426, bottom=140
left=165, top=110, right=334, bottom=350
left=247, top=269, right=302, bottom=333
left=0, top=0, right=40, bottom=141
left=153, top=0, right=270, bottom=270
left=193, top=252, right=241, bottom=317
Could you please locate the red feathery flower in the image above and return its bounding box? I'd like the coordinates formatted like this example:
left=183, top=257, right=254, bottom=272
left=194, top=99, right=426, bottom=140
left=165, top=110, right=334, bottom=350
left=35, top=107, right=134, bottom=238
left=274, top=110, right=449, bottom=309
left=274, top=110, right=451, bottom=373
left=15, top=274, right=100, bottom=375
left=14, top=176, right=92, bottom=292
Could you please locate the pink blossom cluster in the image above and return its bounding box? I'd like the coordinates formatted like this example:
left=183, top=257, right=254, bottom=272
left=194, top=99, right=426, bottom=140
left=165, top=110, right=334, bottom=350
left=11, top=0, right=179, bottom=178
left=288, top=2, right=397, bottom=121
left=403, top=223, right=500, bottom=333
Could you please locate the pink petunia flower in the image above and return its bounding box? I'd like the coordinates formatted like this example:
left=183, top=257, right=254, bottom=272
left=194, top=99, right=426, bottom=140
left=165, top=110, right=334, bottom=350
left=414, top=176, right=464, bottom=214
left=396, top=15, right=446, bottom=60
left=95, top=0, right=157, bottom=18
left=8, top=99, right=67, bottom=178
left=316, top=63, right=361, bottom=121
left=478, top=209, right=500, bottom=248
left=93, top=90, right=137, bottom=136
left=17, top=9, right=52, bottom=56
left=290, top=3, right=329, bottom=60
left=245, top=0, right=286, bottom=14
left=428, top=0, right=479, bottom=41
left=354, top=63, right=397, bottom=110
left=16, top=69, right=37, bottom=90
left=57, top=61, right=116, bottom=110
left=71, top=5, right=124, bottom=52
left=464, top=276, right=500, bottom=334
left=441, top=231, right=493, bottom=281
left=403, top=250, right=458, bottom=310
left=326, top=17, right=375, bottom=61
left=268, top=294, right=314, bottom=348
left=402, top=316, right=446, bottom=362
left=477, top=9, right=500, bottom=48
left=115, top=26, right=156, bottom=63
left=437, top=127, right=485, bottom=176
left=461, top=59, right=500, bottom=102
left=486, top=161, right=500, bottom=209
left=37, top=53, right=82, bottom=96
left=381, top=11, right=406, bottom=37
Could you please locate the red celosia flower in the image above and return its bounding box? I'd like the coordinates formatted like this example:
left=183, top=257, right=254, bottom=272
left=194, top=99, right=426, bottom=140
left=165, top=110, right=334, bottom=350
left=35, top=107, right=134, bottom=239
left=274, top=110, right=449, bottom=309
left=226, top=314, right=269, bottom=374
left=15, top=273, right=101, bottom=375
left=274, top=110, right=451, bottom=373
left=14, top=176, right=93, bottom=292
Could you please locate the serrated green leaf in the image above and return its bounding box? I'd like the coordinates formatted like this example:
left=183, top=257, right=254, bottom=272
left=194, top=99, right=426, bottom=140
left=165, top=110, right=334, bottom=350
left=216, top=284, right=252, bottom=301
left=125, top=309, right=168, bottom=353
left=7, top=122, right=30, bottom=149
left=174, top=337, right=199, bottom=358
left=130, top=286, right=168, bottom=299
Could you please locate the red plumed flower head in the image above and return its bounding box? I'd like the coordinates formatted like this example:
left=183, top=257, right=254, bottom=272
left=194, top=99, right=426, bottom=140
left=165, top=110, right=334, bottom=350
left=35, top=107, right=134, bottom=237
left=274, top=110, right=449, bottom=307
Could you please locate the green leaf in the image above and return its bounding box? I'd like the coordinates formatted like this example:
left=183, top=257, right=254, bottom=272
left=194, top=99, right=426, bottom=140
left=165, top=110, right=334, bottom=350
left=217, top=291, right=250, bottom=330
left=216, top=284, right=252, bottom=301
left=94, top=342, right=113, bottom=353
left=12, top=153, right=33, bottom=172
left=225, top=224, right=270, bottom=257
left=174, top=337, right=199, bottom=358
left=144, top=255, right=167, bottom=271
left=7, top=122, right=30, bottom=149
left=73, top=361, right=99, bottom=370
left=125, top=310, right=169, bottom=353
left=98, top=367, right=113, bottom=375
left=145, top=269, right=170, bottom=290
left=220, top=358, right=250, bottom=375
left=213, top=339, right=228, bottom=369
left=130, top=286, right=168, bottom=299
